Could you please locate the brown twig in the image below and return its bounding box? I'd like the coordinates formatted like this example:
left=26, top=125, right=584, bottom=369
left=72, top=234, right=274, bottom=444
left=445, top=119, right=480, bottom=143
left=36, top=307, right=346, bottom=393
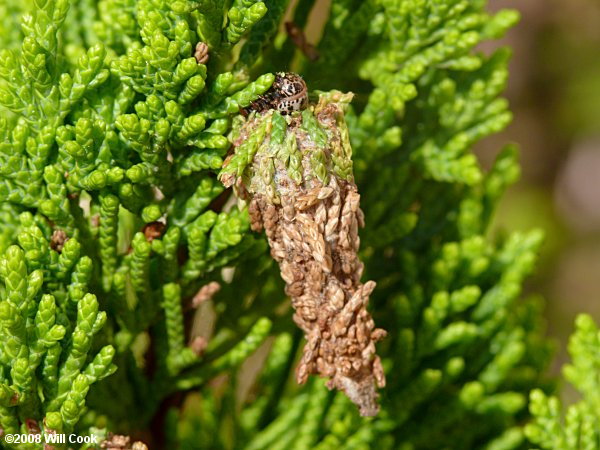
left=285, top=22, right=320, bottom=61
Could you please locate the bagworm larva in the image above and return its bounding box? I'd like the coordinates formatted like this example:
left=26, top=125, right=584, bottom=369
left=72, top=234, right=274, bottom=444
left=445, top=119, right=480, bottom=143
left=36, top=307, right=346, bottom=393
left=221, top=83, right=386, bottom=416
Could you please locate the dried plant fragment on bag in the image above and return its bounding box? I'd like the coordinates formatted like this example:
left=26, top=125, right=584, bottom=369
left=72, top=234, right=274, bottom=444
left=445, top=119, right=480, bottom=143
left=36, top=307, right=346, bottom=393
left=219, top=89, right=386, bottom=416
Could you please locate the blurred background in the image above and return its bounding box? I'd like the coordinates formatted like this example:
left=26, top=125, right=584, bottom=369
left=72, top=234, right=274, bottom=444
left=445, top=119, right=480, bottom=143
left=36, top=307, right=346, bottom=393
left=478, top=0, right=600, bottom=381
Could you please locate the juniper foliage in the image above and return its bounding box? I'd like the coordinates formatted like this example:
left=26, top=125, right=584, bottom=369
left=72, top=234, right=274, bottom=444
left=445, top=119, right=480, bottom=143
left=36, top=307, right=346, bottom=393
left=526, top=314, right=600, bottom=450
left=0, top=0, right=591, bottom=449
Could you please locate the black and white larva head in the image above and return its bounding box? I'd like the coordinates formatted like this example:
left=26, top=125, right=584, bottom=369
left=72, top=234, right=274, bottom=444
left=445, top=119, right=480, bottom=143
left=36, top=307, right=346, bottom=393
left=272, top=72, right=308, bottom=115
left=273, top=73, right=306, bottom=97
left=241, top=72, right=309, bottom=117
